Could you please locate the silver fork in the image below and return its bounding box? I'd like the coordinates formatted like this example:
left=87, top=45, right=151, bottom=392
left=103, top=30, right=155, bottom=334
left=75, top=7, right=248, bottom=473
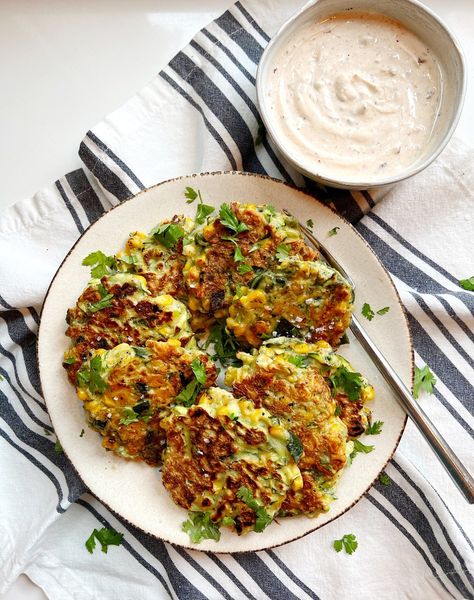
left=284, top=209, right=474, bottom=503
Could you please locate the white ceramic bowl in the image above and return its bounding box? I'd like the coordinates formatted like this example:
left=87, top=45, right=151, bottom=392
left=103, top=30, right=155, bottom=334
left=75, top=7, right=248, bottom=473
left=256, top=0, right=466, bottom=190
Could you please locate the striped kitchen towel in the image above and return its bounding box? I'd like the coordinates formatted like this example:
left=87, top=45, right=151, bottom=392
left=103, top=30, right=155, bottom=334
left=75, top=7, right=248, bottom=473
left=0, top=1, right=473, bottom=599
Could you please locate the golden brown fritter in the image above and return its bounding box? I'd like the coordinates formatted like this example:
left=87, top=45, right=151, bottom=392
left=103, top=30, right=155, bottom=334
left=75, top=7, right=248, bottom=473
left=64, top=274, right=192, bottom=384
left=75, top=340, right=217, bottom=465
left=182, top=203, right=317, bottom=327
left=161, top=387, right=302, bottom=535
left=226, top=258, right=353, bottom=348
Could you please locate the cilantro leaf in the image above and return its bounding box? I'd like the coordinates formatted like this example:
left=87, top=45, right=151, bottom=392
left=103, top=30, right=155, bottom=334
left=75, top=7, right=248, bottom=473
left=119, top=406, right=140, bottom=425
left=218, top=204, right=249, bottom=235
left=329, top=366, right=364, bottom=401
left=191, top=358, right=207, bottom=385
left=88, top=293, right=114, bottom=313
left=287, top=431, right=304, bottom=463
left=204, top=321, right=241, bottom=367
left=237, top=263, right=253, bottom=275
left=175, top=379, right=200, bottom=407
left=365, top=420, right=384, bottom=435
left=413, top=365, right=437, bottom=399
left=328, top=226, right=340, bottom=237
left=276, top=243, right=290, bottom=262
left=184, top=186, right=199, bottom=202
left=379, top=472, right=391, bottom=486
left=63, top=357, right=75, bottom=365
left=350, top=438, right=374, bottom=460
left=376, top=306, right=390, bottom=315
left=82, top=251, right=117, bottom=279
left=196, top=203, right=214, bottom=225
left=54, top=439, right=63, bottom=454
left=233, top=244, right=245, bottom=262
left=77, top=355, right=107, bottom=395
left=182, top=511, right=221, bottom=544
left=333, top=533, right=358, bottom=555
left=361, top=302, right=375, bottom=321
left=150, top=222, right=185, bottom=249
left=85, top=527, right=124, bottom=554
left=459, top=277, right=474, bottom=291
left=306, top=219, right=314, bottom=229
left=237, top=486, right=272, bottom=532
left=43, top=428, right=52, bottom=436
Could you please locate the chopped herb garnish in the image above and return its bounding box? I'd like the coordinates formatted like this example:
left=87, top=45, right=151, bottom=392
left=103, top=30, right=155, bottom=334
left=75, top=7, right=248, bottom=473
left=85, top=527, right=124, bottom=554
left=329, top=366, right=364, bottom=401
left=175, top=379, right=200, bottom=407
left=379, top=472, right=391, bottom=486
left=132, top=346, right=151, bottom=360
left=413, top=365, right=437, bottom=399
left=237, top=486, right=272, bottom=532
left=88, top=293, right=114, bottom=313
left=218, top=204, right=248, bottom=235
left=459, top=277, right=474, bottom=291
left=233, top=244, right=245, bottom=262
left=82, top=251, right=117, bottom=279
left=182, top=511, right=221, bottom=543
left=237, top=263, right=253, bottom=275
left=43, top=428, right=52, bottom=436
left=306, top=219, right=314, bottom=229
left=350, top=438, right=374, bottom=460
left=77, top=355, right=107, bottom=394
left=333, top=533, right=358, bottom=555
left=150, top=222, right=185, bottom=249
left=365, top=420, right=384, bottom=435
left=54, top=439, right=63, bottom=454
left=196, top=202, right=214, bottom=225
left=361, top=302, right=375, bottom=321
left=334, top=404, right=342, bottom=417
left=80, top=429, right=85, bottom=438
left=221, top=516, right=236, bottom=527
left=204, top=321, right=241, bottom=367
left=276, top=243, right=290, bottom=262
left=376, top=306, right=390, bottom=315
left=191, top=358, right=207, bottom=385
left=287, top=431, right=304, bottom=463
left=63, top=357, right=75, bottom=365
left=328, top=226, right=340, bottom=237
left=119, top=406, right=140, bottom=425
left=184, top=186, right=200, bottom=203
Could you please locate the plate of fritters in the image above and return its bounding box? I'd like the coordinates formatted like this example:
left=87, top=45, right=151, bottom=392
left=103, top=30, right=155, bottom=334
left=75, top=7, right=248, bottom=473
left=38, top=172, right=409, bottom=552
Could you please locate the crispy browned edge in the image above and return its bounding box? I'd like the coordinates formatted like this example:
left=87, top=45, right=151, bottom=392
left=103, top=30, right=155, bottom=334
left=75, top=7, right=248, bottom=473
left=37, top=170, right=411, bottom=554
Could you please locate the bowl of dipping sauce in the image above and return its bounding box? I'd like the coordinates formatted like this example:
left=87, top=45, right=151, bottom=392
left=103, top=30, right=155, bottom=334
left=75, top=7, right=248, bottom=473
left=256, top=0, right=466, bottom=189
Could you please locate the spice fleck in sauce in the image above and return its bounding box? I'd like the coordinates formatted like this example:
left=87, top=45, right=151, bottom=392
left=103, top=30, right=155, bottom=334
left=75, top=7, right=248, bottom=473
left=266, top=12, right=442, bottom=182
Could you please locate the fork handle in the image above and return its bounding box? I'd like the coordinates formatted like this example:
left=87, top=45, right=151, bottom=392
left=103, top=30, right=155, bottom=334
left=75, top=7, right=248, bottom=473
left=350, top=315, right=474, bottom=504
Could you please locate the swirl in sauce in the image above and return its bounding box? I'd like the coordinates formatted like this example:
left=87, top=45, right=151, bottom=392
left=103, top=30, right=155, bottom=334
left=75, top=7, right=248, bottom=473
left=265, top=12, right=443, bottom=182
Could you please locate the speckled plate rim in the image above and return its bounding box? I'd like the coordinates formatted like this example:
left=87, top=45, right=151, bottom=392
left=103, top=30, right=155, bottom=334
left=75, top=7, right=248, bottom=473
left=38, top=171, right=411, bottom=553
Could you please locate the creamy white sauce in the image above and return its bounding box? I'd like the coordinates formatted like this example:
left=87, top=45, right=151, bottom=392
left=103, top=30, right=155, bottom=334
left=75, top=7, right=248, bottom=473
left=266, top=12, right=443, bottom=182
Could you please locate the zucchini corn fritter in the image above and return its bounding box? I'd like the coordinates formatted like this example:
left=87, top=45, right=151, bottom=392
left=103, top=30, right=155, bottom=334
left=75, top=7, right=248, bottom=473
left=63, top=198, right=376, bottom=542
left=75, top=340, right=216, bottom=465
left=161, top=387, right=302, bottom=535
left=225, top=338, right=374, bottom=516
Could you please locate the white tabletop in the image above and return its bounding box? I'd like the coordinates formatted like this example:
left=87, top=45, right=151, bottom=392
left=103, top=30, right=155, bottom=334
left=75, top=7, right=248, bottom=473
left=0, top=0, right=472, bottom=598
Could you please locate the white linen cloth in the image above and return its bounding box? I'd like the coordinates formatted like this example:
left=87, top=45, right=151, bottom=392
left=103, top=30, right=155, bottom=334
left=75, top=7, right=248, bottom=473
left=0, top=1, right=473, bottom=598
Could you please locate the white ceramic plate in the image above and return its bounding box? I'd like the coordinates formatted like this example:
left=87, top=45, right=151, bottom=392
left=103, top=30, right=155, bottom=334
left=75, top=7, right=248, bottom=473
left=38, top=171, right=409, bottom=552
